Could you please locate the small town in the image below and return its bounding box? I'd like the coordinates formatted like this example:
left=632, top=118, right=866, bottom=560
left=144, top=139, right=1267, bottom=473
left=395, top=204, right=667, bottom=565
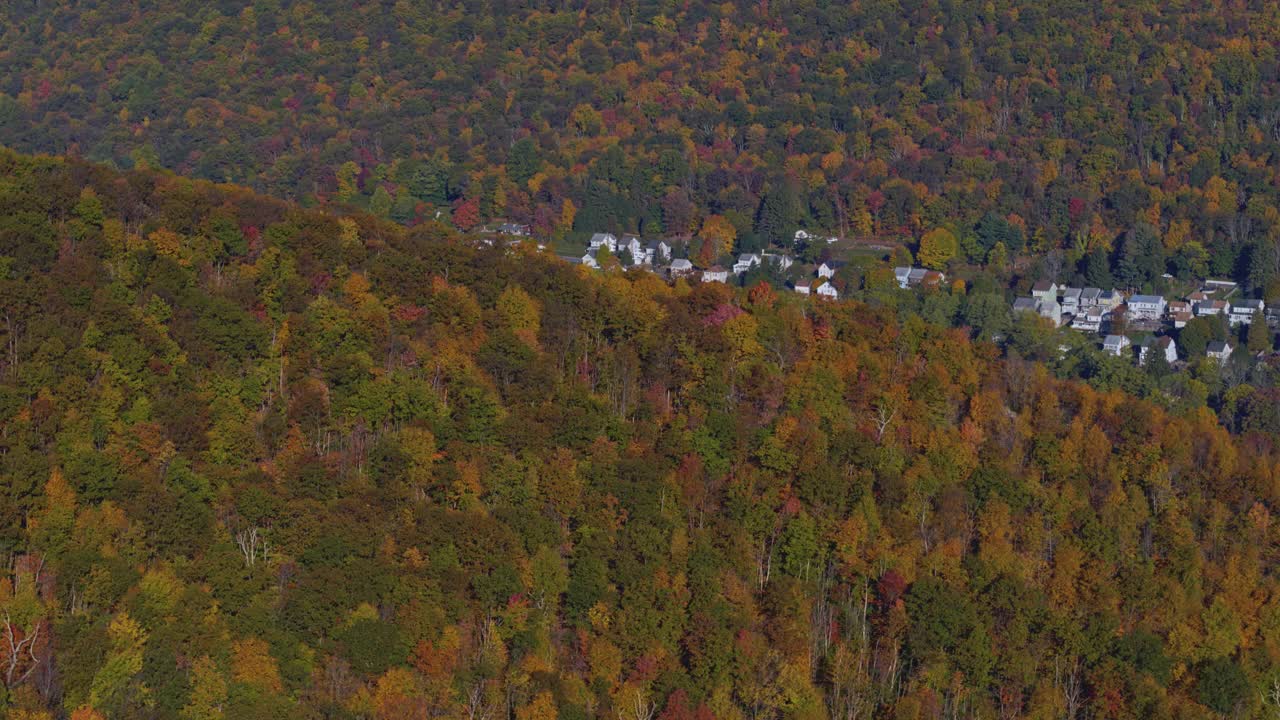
left=484, top=224, right=1279, bottom=372
left=1009, top=278, right=1275, bottom=367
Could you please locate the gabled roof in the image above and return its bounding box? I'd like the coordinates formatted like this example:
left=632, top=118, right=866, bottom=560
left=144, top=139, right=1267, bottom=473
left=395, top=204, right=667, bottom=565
left=1032, top=279, right=1056, bottom=292
left=1207, top=341, right=1232, bottom=353
left=1129, top=294, right=1164, bottom=304
left=1103, top=334, right=1128, bottom=348
left=669, top=258, right=693, bottom=270
left=822, top=260, right=847, bottom=269
left=1234, top=299, right=1265, bottom=310
left=1012, top=297, right=1037, bottom=311
left=1062, top=287, right=1082, bottom=298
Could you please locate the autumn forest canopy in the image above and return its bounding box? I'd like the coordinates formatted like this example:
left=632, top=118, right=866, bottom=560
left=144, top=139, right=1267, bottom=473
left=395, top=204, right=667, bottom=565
left=5, top=1, right=1280, bottom=719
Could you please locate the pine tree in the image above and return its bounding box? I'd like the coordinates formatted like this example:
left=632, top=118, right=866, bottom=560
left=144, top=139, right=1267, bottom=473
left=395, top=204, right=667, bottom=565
left=756, top=184, right=801, bottom=247
left=1247, top=310, right=1271, bottom=352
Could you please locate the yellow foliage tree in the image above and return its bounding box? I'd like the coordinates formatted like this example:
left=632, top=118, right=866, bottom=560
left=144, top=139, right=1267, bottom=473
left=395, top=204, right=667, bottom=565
left=917, top=227, right=957, bottom=270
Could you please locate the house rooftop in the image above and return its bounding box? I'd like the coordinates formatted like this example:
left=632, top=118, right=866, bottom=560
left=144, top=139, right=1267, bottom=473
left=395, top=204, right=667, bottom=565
left=1130, top=294, right=1164, bottom=304
left=1032, top=279, right=1056, bottom=292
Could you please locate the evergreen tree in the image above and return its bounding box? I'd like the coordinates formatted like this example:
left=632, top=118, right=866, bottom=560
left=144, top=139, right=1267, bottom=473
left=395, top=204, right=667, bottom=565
left=507, top=138, right=542, bottom=187
left=1083, top=248, right=1115, bottom=287
left=1247, top=310, right=1272, bottom=352
left=756, top=183, right=802, bottom=247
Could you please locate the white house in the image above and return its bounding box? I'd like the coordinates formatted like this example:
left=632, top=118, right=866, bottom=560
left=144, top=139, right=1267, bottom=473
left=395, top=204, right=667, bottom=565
left=818, top=260, right=847, bottom=279
left=588, top=233, right=618, bottom=252
left=702, top=265, right=729, bottom=283
left=814, top=281, right=839, bottom=299
left=1138, top=336, right=1177, bottom=366
left=1031, top=280, right=1059, bottom=303
left=1196, top=299, right=1228, bottom=317
left=1080, top=287, right=1102, bottom=309
left=580, top=250, right=599, bottom=269
left=1207, top=340, right=1234, bottom=364
left=894, top=267, right=913, bottom=288
left=1128, top=294, right=1166, bottom=321
left=1060, top=287, right=1083, bottom=315
left=1229, top=299, right=1265, bottom=325
left=1102, top=335, right=1131, bottom=356
left=794, top=230, right=811, bottom=244
left=669, top=259, right=695, bottom=277
left=1072, top=311, right=1103, bottom=333
left=733, top=253, right=762, bottom=275
left=793, top=280, right=811, bottom=295
left=648, top=240, right=673, bottom=264
left=619, top=235, right=644, bottom=264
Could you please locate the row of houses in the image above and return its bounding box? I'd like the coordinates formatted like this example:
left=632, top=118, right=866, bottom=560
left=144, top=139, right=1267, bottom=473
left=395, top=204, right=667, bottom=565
left=582, top=233, right=674, bottom=268
left=1015, top=280, right=1266, bottom=334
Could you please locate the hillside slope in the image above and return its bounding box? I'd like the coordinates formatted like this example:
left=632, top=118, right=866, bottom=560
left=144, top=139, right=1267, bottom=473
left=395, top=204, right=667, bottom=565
left=0, top=150, right=1278, bottom=717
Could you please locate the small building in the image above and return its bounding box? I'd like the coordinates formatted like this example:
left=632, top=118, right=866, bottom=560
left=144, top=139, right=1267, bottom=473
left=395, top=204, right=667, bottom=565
left=1102, top=335, right=1131, bottom=357
left=815, top=280, right=839, bottom=299
left=1098, top=289, right=1125, bottom=310
left=793, top=281, right=811, bottom=295
left=1196, top=299, right=1228, bottom=317
left=580, top=250, right=599, bottom=269
left=1031, top=280, right=1059, bottom=303
left=1080, top=287, right=1102, bottom=308
left=1061, top=287, right=1083, bottom=314
left=733, top=253, right=762, bottom=275
left=1072, top=311, right=1103, bottom=333
left=1128, top=294, right=1167, bottom=321
left=1012, top=297, right=1038, bottom=315
left=1205, top=279, right=1238, bottom=293
left=669, top=259, right=695, bottom=277
left=1171, top=310, right=1193, bottom=329
left=794, top=230, right=811, bottom=243
left=1207, top=340, right=1234, bottom=364
left=894, top=267, right=913, bottom=288
left=921, top=270, right=946, bottom=289
left=702, top=265, right=729, bottom=283
left=619, top=235, right=644, bottom=264
left=589, top=233, right=618, bottom=252
left=818, top=260, right=847, bottom=279
left=497, top=223, right=530, bottom=236
left=648, top=240, right=673, bottom=264
left=1229, top=299, right=1265, bottom=325
left=1138, top=336, right=1177, bottom=366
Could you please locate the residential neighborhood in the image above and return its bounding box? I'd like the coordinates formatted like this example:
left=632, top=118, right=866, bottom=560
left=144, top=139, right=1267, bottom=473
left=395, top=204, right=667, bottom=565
left=1012, top=278, right=1268, bottom=366
left=548, top=224, right=1275, bottom=372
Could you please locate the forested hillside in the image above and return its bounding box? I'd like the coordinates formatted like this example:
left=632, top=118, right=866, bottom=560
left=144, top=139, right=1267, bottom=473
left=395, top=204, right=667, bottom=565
left=2, top=149, right=1280, bottom=718
left=4, top=0, right=1280, bottom=289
